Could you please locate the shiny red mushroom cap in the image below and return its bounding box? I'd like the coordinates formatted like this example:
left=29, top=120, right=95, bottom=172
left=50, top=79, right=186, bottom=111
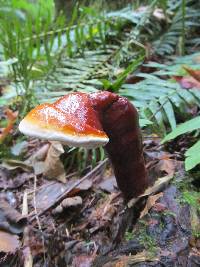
left=19, top=92, right=109, bottom=149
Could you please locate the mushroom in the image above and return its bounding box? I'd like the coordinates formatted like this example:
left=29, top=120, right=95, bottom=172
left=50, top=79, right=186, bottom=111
left=19, top=91, right=148, bottom=201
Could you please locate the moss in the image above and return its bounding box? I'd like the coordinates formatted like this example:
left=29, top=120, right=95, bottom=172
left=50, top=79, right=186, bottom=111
left=125, top=220, right=158, bottom=256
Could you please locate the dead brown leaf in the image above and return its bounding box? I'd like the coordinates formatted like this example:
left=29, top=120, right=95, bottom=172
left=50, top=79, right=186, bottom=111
left=102, top=251, right=159, bottom=267
left=128, top=174, right=173, bottom=209
left=1, top=159, right=32, bottom=172
left=140, top=192, right=163, bottom=218
left=0, top=200, right=27, bottom=234
left=72, top=255, right=94, bottom=267
left=156, top=158, right=176, bottom=176
left=0, top=169, right=33, bottom=189
left=25, top=143, right=49, bottom=175
left=87, top=193, right=119, bottom=234
left=0, top=230, right=20, bottom=253
left=43, top=141, right=66, bottom=183
left=34, top=178, right=92, bottom=213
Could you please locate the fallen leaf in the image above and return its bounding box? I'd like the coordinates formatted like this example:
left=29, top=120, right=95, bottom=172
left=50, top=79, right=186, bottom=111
left=173, top=66, right=200, bottom=90
left=88, top=193, right=119, bottom=234
left=1, top=159, right=32, bottom=172
left=153, top=203, right=167, bottom=212
left=0, top=171, right=33, bottom=189
left=140, top=192, right=163, bottom=218
left=127, top=174, right=173, bottom=209
left=102, top=251, right=159, bottom=267
left=0, top=109, right=18, bottom=143
left=0, top=230, right=20, bottom=253
left=184, top=66, right=200, bottom=82
left=0, top=200, right=27, bottom=234
left=34, top=179, right=92, bottom=213
left=173, top=75, right=200, bottom=89
left=72, top=255, right=94, bottom=267
left=156, top=158, right=176, bottom=176
left=25, top=143, right=49, bottom=175
left=26, top=144, right=50, bottom=165
left=99, top=176, right=117, bottom=193
left=34, top=182, right=67, bottom=212
left=43, top=141, right=66, bottom=183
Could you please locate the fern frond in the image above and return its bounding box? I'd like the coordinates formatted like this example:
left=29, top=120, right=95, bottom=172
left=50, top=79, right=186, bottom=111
left=152, top=3, right=200, bottom=56
left=121, top=78, right=200, bottom=134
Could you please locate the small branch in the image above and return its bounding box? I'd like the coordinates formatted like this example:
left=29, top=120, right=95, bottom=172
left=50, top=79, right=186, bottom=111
left=22, top=191, right=33, bottom=267
left=33, top=175, right=46, bottom=263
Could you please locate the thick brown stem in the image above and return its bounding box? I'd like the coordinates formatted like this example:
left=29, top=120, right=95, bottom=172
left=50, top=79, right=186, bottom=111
left=90, top=91, right=148, bottom=201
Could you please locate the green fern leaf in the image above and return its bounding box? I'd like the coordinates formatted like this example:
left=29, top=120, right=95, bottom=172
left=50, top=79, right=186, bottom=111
left=162, top=116, right=200, bottom=143
left=185, top=140, right=200, bottom=170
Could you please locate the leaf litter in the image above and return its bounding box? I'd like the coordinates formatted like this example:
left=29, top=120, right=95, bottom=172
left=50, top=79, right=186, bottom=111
left=0, top=135, right=200, bottom=266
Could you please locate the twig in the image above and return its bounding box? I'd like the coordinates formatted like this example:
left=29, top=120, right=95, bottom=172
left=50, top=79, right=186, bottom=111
left=30, top=158, right=109, bottom=221
left=22, top=191, right=33, bottom=267
left=27, top=171, right=78, bottom=195
left=33, top=175, right=46, bottom=263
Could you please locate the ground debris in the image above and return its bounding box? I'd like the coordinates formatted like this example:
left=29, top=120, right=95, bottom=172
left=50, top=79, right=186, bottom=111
left=0, top=139, right=199, bottom=266
left=0, top=199, right=27, bottom=234
left=52, top=196, right=83, bottom=215
left=0, top=230, right=20, bottom=253
left=43, top=141, right=66, bottom=183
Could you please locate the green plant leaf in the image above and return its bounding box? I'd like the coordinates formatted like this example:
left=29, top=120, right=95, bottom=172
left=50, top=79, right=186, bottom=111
left=185, top=140, right=200, bottom=170
left=139, top=118, right=153, bottom=128
left=162, top=116, right=200, bottom=143
left=111, top=54, right=145, bottom=92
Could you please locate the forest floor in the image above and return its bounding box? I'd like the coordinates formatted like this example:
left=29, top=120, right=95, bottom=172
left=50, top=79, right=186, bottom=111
left=0, top=129, right=200, bottom=266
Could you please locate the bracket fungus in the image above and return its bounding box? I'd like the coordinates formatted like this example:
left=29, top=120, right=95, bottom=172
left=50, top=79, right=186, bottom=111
left=19, top=91, right=148, bottom=201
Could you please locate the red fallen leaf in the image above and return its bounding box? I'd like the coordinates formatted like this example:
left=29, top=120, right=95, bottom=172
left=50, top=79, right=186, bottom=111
left=152, top=203, right=167, bottom=212
left=183, top=66, right=200, bottom=82
left=173, top=75, right=200, bottom=89
left=0, top=109, right=18, bottom=143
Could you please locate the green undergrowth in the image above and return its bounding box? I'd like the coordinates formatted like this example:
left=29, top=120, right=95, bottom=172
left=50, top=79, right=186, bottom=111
left=1, top=0, right=200, bottom=173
